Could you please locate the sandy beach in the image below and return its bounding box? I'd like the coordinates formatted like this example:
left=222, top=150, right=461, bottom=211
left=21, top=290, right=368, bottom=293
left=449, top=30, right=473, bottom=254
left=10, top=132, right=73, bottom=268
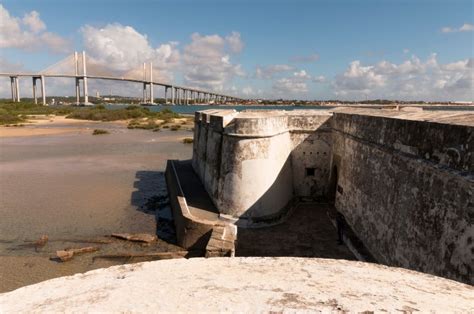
left=0, top=116, right=193, bottom=292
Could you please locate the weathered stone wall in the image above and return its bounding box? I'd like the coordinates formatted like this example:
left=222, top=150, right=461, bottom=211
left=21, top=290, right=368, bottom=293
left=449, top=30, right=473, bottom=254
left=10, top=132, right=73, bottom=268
left=193, top=110, right=333, bottom=219
left=191, top=108, right=473, bottom=283
left=289, top=115, right=332, bottom=198
left=331, top=112, right=474, bottom=284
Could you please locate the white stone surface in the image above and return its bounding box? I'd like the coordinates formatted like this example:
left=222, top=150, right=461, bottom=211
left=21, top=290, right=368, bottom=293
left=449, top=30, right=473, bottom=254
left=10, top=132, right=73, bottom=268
left=1, top=257, right=473, bottom=312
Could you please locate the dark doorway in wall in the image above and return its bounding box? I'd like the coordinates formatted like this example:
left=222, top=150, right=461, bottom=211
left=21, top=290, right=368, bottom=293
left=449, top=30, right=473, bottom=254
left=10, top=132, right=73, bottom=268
left=306, top=167, right=315, bottom=176
left=328, top=165, right=338, bottom=203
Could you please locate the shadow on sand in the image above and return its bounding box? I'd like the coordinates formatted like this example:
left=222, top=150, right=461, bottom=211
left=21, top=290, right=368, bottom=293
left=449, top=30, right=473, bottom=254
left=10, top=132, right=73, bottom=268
left=131, top=170, right=177, bottom=244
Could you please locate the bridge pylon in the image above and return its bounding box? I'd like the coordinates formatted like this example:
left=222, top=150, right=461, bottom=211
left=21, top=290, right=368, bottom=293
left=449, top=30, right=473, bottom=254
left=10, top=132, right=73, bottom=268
left=73, top=51, right=91, bottom=105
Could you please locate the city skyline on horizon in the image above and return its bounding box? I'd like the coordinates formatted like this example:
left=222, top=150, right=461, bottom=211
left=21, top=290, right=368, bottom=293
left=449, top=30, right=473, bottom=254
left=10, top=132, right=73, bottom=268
left=0, top=0, right=472, bottom=101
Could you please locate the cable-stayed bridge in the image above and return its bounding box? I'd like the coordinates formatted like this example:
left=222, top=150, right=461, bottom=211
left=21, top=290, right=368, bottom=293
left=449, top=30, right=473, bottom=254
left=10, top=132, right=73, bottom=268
left=0, top=51, right=242, bottom=105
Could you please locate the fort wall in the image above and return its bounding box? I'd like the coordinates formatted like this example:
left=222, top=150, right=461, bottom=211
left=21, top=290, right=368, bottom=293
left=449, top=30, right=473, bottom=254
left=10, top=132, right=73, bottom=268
left=193, top=110, right=333, bottom=220
left=190, top=108, right=473, bottom=284
left=331, top=112, right=473, bottom=283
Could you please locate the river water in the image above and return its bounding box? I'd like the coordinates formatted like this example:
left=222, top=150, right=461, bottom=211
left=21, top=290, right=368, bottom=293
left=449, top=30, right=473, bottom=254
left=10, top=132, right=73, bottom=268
left=0, top=121, right=193, bottom=292
left=104, top=103, right=474, bottom=114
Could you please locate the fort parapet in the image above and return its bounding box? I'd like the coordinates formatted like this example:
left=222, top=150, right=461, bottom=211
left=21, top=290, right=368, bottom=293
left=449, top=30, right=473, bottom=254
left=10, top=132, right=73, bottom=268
left=188, top=107, right=473, bottom=284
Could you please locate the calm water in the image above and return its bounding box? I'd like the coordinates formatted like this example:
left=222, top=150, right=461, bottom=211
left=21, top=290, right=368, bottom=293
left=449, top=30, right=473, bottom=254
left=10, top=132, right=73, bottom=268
left=105, top=104, right=334, bottom=114
left=104, top=103, right=474, bottom=114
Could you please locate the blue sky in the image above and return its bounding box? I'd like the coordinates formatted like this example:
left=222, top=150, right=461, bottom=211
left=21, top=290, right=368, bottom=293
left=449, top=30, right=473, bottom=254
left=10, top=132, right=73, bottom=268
left=1, top=0, right=473, bottom=100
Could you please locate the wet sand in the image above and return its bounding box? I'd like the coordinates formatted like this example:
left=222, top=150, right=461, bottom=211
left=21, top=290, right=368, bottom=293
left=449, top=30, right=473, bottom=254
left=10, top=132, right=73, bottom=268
left=0, top=117, right=193, bottom=292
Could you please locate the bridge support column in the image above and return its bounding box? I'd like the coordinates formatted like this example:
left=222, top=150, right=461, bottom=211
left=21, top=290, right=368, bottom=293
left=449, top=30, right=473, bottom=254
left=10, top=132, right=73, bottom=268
left=82, top=51, right=88, bottom=104
left=171, top=87, right=175, bottom=104
left=150, top=83, right=154, bottom=104
left=15, top=76, right=20, bottom=102
left=149, top=62, right=153, bottom=104
left=10, top=77, right=15, bottom=102
left=75, top=78, right=80, bottom=105
left=143, top=83, right=147, bottom=104
left=164, top=86, right=168, bottom=104
left=40, top=75, right=46, bottom=105
left=32, top=77, right=37, bottom=104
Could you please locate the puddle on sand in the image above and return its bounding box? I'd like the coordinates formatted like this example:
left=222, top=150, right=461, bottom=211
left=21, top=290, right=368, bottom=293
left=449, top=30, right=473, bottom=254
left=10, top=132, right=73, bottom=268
left=0, top=192, right=183, bottom=293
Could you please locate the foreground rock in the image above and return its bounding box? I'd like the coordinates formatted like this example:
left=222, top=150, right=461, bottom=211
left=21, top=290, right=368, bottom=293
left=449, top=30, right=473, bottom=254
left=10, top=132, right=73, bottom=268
left=0, top=257, right=472, bottom=312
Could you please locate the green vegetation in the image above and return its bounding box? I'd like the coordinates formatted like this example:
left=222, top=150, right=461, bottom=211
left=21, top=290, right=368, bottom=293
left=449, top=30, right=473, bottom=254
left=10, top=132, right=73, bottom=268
left=127, top=118, right=161, bottom=131
left=67, top=105, right=153, bottom=121
left=182, top=137, right=194, bottom=144
left=92, top=129, right=110, bottom=135
left=0, top=109, right=24, bottom=125
left=0, top=100, right=183, bottom=127
left=0, top=101, right=73, bottom=125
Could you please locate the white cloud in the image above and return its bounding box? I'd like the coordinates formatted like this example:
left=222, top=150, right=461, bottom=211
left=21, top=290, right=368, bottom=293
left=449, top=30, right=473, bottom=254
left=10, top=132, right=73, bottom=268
left=225, top=32, right=244, bottom=53
left=81, top=23, right=180, bottom=82
left=333, top=54, right=473, bottom=101
left=0, top=4, right=69, bottom=53
left=242, top=86, right=253, bottom=95
left=312, top=75, right=326, bottom=83
left=290, top=53, right=320, bottom=63
left=182, top=32, right=244, bottom=91
left=272, top=68, right=312, bottom=94
left=441, top=23, right=474, bottom=33
left=22, top=11, right=45, bottom=33
left=293, top=69, right=311, bottom=79
left=255, top=64, right=294, bottom=79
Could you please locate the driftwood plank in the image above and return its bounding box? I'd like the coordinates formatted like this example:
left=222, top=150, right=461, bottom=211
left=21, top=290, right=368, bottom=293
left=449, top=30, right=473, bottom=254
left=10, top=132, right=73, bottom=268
left=111, top=233, right=157, bottom=243
left=93, top=251, right=188, bottom=261
left=56, top=246, right=100, bottom=262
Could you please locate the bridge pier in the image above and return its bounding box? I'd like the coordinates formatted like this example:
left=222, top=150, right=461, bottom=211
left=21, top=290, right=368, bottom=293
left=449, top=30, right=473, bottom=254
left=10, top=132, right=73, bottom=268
left=32, top=77, right=37, bottom=104
left=40, top=75, right=46, bottom=105
left=164, top=86, right=168, bottom=104
left=75, top=78, right=80, bottom=105
left=10, top=77, right=15, bottom=102
left=149, top=62, right=154, bottom=104
left=12, top=76, right=20, bottom=102
left=82, top=51, right=89, bottom=104
left=32, top=76, right=47, bottom=105
left=142, top=83, right=148, bottom=103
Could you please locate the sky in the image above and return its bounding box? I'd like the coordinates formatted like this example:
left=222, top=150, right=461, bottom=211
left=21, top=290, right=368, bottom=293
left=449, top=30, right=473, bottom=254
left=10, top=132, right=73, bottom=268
left=0, top=0, right=473, bottom=101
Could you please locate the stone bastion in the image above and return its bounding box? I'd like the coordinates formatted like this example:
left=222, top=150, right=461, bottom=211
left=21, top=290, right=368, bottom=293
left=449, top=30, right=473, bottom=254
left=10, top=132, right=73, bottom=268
left=183, top=107, right=473, bottom=284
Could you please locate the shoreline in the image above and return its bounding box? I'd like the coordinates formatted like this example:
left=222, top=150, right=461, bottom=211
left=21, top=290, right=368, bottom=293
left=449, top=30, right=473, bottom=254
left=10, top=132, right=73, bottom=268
left=0, top=115, right=193, bottom=138
left=0, top=117, right=193, bottom=292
